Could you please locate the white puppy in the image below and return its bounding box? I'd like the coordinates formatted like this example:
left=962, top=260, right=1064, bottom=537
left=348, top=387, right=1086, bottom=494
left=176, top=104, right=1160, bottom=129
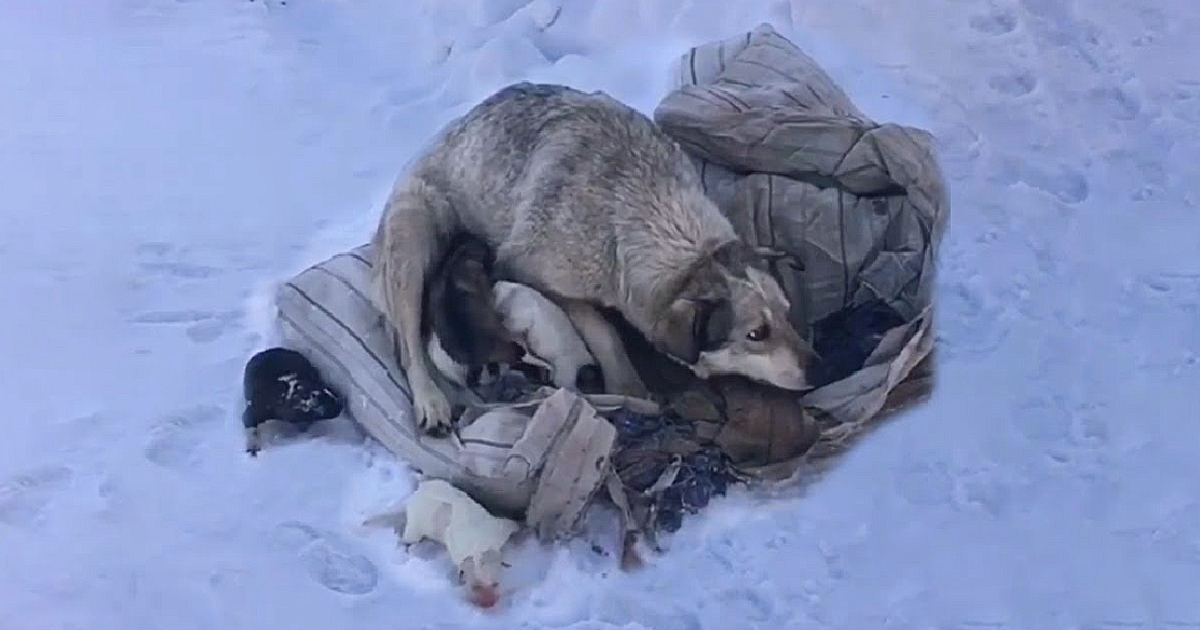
left=492, top=281, right=601, bottom=391
left=363, top=478, right=520, bottom=608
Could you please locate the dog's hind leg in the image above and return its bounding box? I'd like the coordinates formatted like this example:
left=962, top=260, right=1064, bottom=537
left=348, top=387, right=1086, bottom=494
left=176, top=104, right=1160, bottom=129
left=560, top=300, right=648, bottom=398
left=372, top=177, right=456, bottom=435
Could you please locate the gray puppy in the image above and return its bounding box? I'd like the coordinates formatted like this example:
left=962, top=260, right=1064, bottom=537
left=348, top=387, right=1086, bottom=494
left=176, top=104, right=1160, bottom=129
left=372, top=82, right=814, bottom=434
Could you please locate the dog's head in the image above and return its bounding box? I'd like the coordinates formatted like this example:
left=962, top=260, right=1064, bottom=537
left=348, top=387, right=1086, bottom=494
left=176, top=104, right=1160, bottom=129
left=653, top=240, right=814, bottom=391
left=458, top=550, right=503, bottom=609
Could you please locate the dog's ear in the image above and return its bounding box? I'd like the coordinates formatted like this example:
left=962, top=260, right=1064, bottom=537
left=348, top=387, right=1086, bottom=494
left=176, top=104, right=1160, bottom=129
left=694, top=298, right=733, bottom=352
left=656, top=299, right=703, bottom=364
left=711, top=240, right=752, bottom=277
left=754, top=246, right=804, bottom=272
left=656, top=298, right=732, bottom=364
left=713, top=239, right=779, bottom=275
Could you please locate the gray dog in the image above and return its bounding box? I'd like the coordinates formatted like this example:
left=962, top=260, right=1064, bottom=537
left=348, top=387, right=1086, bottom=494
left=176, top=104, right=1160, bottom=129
left=372, top=82, right=815, bottom=434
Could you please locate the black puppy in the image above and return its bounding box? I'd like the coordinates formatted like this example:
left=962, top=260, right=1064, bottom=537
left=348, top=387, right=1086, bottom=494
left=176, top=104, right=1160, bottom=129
left=242, top=347, right=343, bottom=456
left=424, top=232, right=524, bottom=391
left=809, top=299, right=907, bottom=387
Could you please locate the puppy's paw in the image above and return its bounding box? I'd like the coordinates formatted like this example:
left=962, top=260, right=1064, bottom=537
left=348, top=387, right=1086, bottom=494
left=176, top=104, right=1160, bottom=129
left=412, top=378, right=454, bottom=436
left=620, top=531, right=645, bottom=571
left=245, top=427, right=263, bottom=457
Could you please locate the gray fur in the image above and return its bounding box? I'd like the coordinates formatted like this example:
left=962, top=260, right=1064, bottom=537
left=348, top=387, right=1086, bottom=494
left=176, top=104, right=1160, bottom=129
left=372, top=82, right=813, bottom=433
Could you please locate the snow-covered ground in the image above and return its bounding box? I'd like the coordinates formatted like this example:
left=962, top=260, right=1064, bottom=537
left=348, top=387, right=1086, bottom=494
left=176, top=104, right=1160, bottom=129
left=2, top=0, right=1198, bottom=627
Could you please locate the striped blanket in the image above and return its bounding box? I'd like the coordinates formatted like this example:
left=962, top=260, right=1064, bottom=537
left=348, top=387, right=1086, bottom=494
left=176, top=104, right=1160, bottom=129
left=272, top=23, right=944, bottom=541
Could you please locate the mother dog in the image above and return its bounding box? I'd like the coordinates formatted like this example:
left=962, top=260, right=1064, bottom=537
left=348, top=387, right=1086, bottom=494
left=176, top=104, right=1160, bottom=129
left=372, top=83, right=814, bottom=434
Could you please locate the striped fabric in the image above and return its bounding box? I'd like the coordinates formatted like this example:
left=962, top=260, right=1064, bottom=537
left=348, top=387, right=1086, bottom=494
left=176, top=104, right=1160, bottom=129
left=273, top=23, right=942, bottom=509
left=657, top=23, right=947, bottom=329
left=276, top=245, right=616, bottom=526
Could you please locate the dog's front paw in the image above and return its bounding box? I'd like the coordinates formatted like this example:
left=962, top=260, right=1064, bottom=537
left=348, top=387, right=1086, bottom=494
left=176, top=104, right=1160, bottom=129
left=412, top=378, right=454, bottom=436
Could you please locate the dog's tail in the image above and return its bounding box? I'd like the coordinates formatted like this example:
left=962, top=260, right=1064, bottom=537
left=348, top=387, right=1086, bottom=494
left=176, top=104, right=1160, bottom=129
left=369, top=176, right=459, bottom=370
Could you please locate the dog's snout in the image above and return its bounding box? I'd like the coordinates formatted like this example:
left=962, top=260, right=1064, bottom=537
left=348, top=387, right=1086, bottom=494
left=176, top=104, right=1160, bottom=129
left=802, top=348, right=820, bottom=372
left=781, top=366, right=809, bottom=391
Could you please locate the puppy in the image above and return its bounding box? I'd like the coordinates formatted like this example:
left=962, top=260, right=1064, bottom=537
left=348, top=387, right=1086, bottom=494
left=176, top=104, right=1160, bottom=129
left=371, top=82, right=815, bottom=434
left=242, top=347, right=343, bottom=455
left=363, top=478, right=519, bottom=609
left=492, top=280, right=604, bottom=393
left=424, top=232, right=524, bottom=393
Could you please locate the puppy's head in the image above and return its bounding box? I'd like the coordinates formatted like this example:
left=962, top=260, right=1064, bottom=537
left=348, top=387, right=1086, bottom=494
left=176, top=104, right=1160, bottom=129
left=275, top=374, right=344, bottom=423
left=303, top=384, right=344, bottom=420
left=458, top=550, right=503, bottom=609
left=654, top=241, right=814, bottom=391
left=437, top=237, right=524, bottom=367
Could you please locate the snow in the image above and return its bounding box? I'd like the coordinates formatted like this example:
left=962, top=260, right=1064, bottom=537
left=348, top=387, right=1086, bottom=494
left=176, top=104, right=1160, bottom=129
left=1, top=0, right=1198, bottom=627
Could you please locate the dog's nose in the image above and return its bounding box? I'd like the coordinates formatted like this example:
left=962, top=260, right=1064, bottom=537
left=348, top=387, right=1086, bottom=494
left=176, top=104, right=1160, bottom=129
left=802, top=351, right=820, bottom=373
left=470, top=584, right=499, bottom=609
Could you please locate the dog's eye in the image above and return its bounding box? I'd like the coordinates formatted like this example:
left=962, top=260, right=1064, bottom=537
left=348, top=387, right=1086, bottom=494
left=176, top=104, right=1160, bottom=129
left=747, top=324, right=770, bottom=341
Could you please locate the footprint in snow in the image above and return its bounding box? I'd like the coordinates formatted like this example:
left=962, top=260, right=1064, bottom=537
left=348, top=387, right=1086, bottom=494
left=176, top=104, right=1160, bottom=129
left=143, top=404, right=225, bottom=469
left=138, top=261, right=223, bottom=280
left=968, top=10, right=1018, bottom=36
left=184, top=313, right=243, bottom=343
left=955, top=471, right=1016, bottom=517
left=272, top=521, right=380, bottom=595
left=894, top=462, right=955, bottom=507
left=988, top=71, right=1038, bottom=98
left=0, top=465, right=73, bottom=528
left=999, top=156, right=1091, bottom=204
left=934, top=281, right=1011, bottom=361
left=135, top=240, right=224, bottom=280
left=130, top=309, right=218, bottom=325
left=1087, top=85, right=1143, bottom=122
left=593, top=596, right=703, bottom=630
left=713, top=587, right=775, bottom=625
left=129, top=309, right=242, bottom=344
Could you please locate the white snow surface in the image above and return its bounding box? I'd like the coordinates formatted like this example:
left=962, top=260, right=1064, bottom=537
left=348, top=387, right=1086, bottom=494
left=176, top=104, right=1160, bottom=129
left=1, top=0, right=1198, bottom=628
